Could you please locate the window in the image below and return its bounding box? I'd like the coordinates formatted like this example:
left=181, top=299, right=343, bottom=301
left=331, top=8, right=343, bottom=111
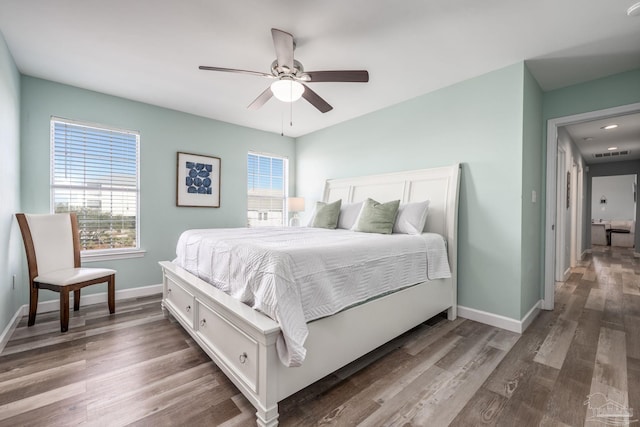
left=247, top=152, right=288, bottom=227
left=51, top=118, right=140, bottom=255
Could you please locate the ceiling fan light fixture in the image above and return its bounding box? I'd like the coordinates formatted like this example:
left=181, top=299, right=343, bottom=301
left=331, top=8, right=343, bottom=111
left=628, top=2, right=640, bottom=16
left=271, top=79, right=304, bottom=102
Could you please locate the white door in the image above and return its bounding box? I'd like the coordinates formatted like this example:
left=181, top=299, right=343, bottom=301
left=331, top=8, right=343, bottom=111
left=570, top=163, right=578, bottom=267
left=555, top=148, right=566, bottom=281
left=576, top=167, right=583, bottom=261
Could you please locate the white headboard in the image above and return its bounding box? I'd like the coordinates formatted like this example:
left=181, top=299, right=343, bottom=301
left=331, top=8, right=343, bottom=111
left=322, top=164, right=461, bottom=277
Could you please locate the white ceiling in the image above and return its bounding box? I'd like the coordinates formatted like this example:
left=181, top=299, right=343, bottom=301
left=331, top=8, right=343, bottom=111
left=565, top=112, right=640, bottom=165
left=1, top=0, right=640, bottom=137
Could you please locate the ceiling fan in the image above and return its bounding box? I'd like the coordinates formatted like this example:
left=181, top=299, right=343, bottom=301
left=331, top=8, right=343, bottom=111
left=199, top=28, right=369, bottom=113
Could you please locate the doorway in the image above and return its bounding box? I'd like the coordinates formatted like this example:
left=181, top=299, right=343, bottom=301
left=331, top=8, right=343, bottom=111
left=544, top=102, right=640, bottom=310
left=590, top=174, right=637, bottom=248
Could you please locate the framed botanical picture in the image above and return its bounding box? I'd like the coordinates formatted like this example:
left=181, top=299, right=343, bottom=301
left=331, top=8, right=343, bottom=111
left=176, top=152, right=221, bottom=207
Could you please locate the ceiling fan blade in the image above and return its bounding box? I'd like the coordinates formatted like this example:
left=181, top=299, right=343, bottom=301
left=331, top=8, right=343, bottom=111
left=247, top=87, right=273, bottom=110
left=199, top=66, right=273, bottom=79
left=305, top=70, right=369, bottom=83
left=301, top=84, right=333, bottom=113
left=271, top=28, right=294, bottom=71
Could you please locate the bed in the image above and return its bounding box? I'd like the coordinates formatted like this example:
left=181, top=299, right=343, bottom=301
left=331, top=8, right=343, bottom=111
left=159, top=164, right=461, bottom=426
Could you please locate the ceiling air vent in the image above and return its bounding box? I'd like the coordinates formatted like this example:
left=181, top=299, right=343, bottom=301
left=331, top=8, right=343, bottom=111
left=593, top=150, right=630, bottom=159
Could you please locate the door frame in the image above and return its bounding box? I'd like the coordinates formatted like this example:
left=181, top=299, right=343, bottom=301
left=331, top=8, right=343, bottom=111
left=576, top=165, right=584, bottom=262
left=554, top=147, right=567, bottom=281
left=544, top=102, right=640, bottom=310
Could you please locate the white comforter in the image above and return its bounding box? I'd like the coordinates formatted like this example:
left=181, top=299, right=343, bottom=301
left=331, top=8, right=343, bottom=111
left=174, top=227, right=450, bottom=367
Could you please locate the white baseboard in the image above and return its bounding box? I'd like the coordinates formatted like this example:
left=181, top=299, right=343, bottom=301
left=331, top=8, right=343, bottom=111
left=27, top=283, right=162, bottom=315
left=458, top=300, right=542, bottom=334
left=562, top=267, right=571, bottom=282
left=520, top=300, right=543, bottom=332
left=0, top=307, right=24, bottom=355
left=0, top=284, right=162, bottom=353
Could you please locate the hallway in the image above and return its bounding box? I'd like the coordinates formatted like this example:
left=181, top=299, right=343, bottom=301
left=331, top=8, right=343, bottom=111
left=451, top=246, right=640, bottom=425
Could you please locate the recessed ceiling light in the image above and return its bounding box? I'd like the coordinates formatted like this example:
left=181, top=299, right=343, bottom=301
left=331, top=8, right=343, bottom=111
left=608, top=146, right=618, bottom=151
left=601, top=124, right=619, bottom=130
left=583, top=137, right=594, bottom=141
left=628, top=2, right=640, bottom=16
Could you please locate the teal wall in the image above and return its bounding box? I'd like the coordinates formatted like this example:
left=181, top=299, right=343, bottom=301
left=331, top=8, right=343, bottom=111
left=543, top=69, right=640, bottom=121
left=297, top=63, right=527, bottom=320
left=0, top=31, right=22, bottom=337
left=520, top=66, right=544, bottom=317
left=20, top=76, right=296, bottom=302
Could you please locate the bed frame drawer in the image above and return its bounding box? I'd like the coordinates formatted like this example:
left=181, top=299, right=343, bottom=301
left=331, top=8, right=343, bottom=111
left=165, top=277, right=195, bottom=328
left=196, top=300, right=259, bottom=393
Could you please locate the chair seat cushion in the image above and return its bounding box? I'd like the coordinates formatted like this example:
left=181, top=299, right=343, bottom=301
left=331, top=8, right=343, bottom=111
left=35, top=268, right=116, bottom=286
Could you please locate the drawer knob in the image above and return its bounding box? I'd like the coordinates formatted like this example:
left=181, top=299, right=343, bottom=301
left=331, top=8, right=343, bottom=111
left=200, top=318, right=206, bottom=327
left=186, top=305, right=191, bottom=312
left=167, top=288, right=172, bottom=295
left=239, top=352, right=248, bottom=364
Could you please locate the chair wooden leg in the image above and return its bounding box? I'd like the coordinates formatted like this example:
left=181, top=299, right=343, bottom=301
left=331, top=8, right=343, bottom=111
left=60, top=289, right=70, bottom=333
left=108, top=275, right=115, bottom=314
left=74, top=289, right=81, bottom=311
left=28, top=285, right=38, bottom=327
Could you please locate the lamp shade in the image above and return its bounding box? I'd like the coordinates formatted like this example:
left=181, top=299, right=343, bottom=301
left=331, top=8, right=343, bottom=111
left=271, top=79, right=304, bottom=102
left=287, top=197, right=305, bottom=212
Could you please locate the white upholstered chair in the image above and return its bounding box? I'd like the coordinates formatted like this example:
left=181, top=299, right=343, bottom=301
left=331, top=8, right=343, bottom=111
left=15, top=213, right=116, bottom=332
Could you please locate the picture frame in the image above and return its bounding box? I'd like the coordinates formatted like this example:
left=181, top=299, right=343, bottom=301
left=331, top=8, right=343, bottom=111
left=176, top=152, right=221, bottom=207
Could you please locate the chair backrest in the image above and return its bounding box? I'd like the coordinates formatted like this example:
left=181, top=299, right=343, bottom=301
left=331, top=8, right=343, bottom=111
left=16, top=213, right=80, bottom=281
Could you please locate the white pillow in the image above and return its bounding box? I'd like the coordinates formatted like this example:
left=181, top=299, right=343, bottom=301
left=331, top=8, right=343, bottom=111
left=337, top=201, right=363, bottom=229
left=392, top=200, right=430, bottom=234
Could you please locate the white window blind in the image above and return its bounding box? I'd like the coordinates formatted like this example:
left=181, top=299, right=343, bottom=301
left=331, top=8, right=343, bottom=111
left=51, top=118, right=140, bottom=252
left=247, top=152, right=288, bottom=227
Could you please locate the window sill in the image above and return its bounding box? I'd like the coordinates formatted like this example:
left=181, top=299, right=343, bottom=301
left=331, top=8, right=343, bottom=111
left=81, top=249, right=146, bottom=263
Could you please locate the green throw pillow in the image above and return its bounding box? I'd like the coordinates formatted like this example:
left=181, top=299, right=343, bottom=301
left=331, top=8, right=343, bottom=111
left=352, top=198, right=400, bottom=234
left=310, top=199, right=342, bottom=229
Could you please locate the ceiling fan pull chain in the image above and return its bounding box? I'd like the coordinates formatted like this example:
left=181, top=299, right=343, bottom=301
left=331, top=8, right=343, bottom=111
left=290, top=95, right=294, bottom=127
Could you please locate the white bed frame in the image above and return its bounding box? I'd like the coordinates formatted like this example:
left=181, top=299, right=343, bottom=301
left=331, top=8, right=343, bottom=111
left=159, top=164, right=461, bottom=426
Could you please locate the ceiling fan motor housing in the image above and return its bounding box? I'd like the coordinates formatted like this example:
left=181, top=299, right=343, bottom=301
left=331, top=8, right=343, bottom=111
left=271, top=59, right=309, bottom=81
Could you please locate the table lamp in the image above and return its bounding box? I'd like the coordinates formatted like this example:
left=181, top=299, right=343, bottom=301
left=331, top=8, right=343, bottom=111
left=287, top=197, right=305, bottom=227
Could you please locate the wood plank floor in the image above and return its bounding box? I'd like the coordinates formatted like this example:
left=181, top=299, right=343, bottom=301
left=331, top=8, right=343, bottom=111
left=1, top=246, right=638, bottom=426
